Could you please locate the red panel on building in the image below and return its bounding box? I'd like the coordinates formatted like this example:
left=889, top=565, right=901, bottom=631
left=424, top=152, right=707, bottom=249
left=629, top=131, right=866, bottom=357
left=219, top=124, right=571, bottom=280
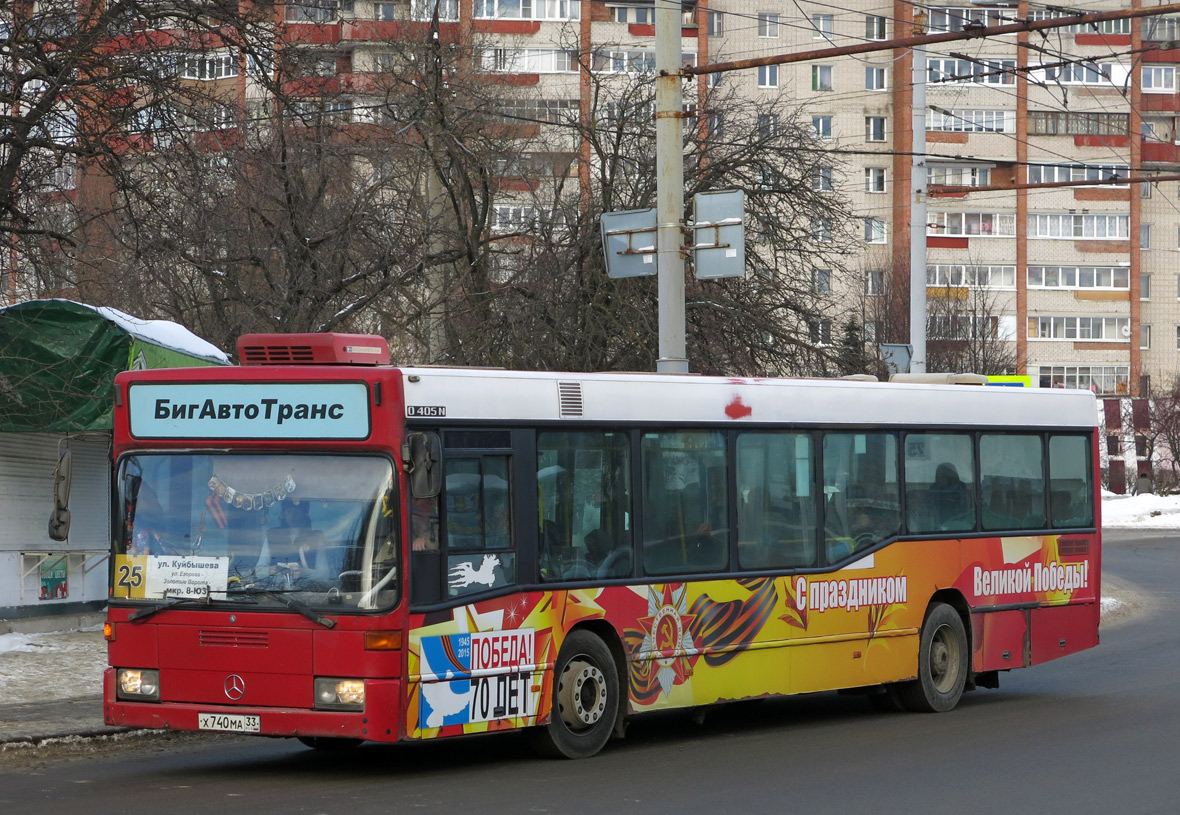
left=1074, top=135, right=1129, bottom=148
left=927, top=236, right=969, bottom=249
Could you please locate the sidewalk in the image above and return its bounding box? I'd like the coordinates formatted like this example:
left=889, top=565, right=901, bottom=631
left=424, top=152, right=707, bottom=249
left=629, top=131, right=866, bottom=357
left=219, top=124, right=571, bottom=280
left=0, top=626, right=121, bottom=747
left=0, top=695, right=125, bottom=745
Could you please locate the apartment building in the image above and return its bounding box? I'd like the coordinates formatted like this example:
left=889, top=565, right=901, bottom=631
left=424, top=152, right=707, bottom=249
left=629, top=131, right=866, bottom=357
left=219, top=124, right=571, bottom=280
left=9, top=0, right=1180, bottom=393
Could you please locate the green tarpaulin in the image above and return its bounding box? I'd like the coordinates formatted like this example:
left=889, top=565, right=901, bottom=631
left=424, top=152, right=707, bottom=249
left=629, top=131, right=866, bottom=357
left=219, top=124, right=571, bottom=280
left=0, top=300, right=227, bottom=433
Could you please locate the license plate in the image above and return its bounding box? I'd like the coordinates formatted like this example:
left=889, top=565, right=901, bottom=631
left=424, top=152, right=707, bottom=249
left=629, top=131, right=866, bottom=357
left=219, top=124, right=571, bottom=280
left=198, top=713, right=260, bottom=733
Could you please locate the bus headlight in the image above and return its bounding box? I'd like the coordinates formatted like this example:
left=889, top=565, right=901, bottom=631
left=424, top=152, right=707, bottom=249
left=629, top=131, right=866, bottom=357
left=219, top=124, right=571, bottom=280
left=117, top=669, right=160, bottom=701
left=314, top=678, right=365, bottom=710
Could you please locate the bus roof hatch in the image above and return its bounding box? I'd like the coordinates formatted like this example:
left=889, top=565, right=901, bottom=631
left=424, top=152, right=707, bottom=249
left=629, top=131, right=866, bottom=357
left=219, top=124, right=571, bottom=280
left=237, top=333, right=391, bottom=366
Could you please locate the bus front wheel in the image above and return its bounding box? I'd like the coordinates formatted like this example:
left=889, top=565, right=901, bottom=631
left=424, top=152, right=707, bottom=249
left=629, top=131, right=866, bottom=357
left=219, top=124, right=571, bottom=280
left=898, top=602, right=968, bottom=713
left=527, top=630, right=619, bottom=759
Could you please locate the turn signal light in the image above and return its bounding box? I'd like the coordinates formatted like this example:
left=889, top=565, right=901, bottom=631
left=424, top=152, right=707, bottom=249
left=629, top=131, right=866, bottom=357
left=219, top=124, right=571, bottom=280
left=103, top=622, right=115, bottom=642
left=364, top=631, right=402, bottom=651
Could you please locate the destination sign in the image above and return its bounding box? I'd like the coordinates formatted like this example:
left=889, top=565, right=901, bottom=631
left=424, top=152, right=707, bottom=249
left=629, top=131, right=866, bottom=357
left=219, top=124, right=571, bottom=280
left=128, top=382, right=371, bottom=439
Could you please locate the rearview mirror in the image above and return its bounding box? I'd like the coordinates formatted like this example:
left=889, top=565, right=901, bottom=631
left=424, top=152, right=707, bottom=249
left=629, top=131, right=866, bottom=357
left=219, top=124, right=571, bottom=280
left=48, top=449, right=73, bottom=541
left=405, top=432, right=442, bottom=499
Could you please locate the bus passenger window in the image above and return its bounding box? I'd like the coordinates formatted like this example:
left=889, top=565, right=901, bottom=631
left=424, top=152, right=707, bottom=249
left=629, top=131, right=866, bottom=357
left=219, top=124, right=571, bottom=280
left=905, top=433, right=975, bottom=534
left=980, top=435, right=1045, bottom=531
left=641, top=431, right=728, bottom=576
left=1049, top=435, right=1093, bottom=528
left=822, top=433, right=899, bottom=564
left=736, top=432, right=816, bottom=569
left=537, top=431, right=632, bottom=582
left=443, top=455, right=515, bottom=597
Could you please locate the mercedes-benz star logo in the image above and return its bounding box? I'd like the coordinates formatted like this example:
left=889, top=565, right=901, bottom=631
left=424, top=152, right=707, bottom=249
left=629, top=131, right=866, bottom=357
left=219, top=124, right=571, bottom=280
left=224, top=674, right=245, bottom=701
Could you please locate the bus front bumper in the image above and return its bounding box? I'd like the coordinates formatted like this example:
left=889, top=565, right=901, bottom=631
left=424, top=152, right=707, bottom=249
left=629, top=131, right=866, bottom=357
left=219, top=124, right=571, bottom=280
left=103, top=671, right=402, bottom=742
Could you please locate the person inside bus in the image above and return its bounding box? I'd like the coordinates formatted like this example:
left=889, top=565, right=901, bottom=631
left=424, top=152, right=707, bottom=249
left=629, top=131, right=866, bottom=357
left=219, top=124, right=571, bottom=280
left=267, top=499, right=327, bottom=578
left=929, top=462, right=972, bottom=528
left=584, top=529, right=631, bottom=579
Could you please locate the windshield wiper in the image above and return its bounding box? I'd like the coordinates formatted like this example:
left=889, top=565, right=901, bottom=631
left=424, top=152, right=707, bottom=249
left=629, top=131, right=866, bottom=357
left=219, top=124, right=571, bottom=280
left=127, top=591, right=212, bottom=623
left=229, top=589, right=337, bottom=629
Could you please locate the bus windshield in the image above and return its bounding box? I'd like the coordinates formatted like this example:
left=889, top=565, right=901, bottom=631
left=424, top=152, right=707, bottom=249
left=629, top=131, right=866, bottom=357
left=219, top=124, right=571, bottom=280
left=113, top=453, right=398, bottom=612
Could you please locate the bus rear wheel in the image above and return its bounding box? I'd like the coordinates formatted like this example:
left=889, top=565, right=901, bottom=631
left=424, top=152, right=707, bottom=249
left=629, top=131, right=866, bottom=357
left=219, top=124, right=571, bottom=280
left=527, top=630, right=619, bottom=759
left=897, top=602, right=968, bottom=713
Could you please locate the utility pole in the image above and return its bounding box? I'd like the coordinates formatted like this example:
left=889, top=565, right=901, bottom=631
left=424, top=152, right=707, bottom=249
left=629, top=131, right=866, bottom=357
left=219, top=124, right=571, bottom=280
left=655, top=0, right=687, bottom=374
left=910, top=11, right=927, bottom=374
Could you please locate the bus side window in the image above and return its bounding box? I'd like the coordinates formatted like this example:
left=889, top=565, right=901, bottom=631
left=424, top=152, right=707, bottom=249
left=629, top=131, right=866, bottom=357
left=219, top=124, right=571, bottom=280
left=537, top=431, right=632, bottom=582
left=736, top=432, right=817, bottom=570
left=443, top=455, right=516, bottom=597
left=822, top=432, right=899, bottom=563
left=980, top=434, right=1045, bottom=531
left=904, top=433, right=975, bottom=534
left=640, top=430, right=728, bottom=576
left=1049, top=435, right=1093, bottom=527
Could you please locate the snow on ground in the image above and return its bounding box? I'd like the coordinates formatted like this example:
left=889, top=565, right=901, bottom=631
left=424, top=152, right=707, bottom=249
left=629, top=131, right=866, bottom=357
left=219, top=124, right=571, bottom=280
left=1101, top=490, right=1180, bottom=529
left=0, top=628, right=108, bottom=704
left=0, top=493, right=1174, bottom=707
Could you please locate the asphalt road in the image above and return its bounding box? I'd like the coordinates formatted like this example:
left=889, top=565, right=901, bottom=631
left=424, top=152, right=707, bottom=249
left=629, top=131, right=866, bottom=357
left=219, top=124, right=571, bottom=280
left=2, top=529, right=1176, bottom=815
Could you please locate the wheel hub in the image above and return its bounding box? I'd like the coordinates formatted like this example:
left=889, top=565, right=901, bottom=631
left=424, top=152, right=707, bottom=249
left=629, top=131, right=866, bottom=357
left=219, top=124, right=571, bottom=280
left=557, top=658, right=607, bottom=730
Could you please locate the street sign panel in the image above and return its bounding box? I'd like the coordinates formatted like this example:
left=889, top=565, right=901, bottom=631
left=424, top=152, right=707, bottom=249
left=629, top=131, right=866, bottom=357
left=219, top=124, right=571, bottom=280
left=692, top=190, right=745, bottom=279
left=601, top=208, right=658, bottom=278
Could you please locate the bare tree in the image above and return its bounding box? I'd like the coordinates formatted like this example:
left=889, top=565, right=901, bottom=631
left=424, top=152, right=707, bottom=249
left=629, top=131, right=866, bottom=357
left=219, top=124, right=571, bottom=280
left=1, top=0, right=264, bottom=304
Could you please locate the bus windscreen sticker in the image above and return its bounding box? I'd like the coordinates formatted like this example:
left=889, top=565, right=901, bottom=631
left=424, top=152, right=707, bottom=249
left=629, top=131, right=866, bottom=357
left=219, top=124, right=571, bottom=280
left=418, top=630, right=538, bottom=729
left=112, top=554, right=230, bottom=599
left=128, top=383, right=371, bottom=439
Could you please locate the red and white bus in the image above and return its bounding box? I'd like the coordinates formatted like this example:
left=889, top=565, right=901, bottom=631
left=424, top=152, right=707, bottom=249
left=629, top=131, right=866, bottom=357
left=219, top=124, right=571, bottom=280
left=104, top=333, right=1100, bottom=758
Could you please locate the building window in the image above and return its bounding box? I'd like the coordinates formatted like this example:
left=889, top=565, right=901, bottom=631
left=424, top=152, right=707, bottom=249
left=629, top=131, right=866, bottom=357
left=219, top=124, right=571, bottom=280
left=812, top=65, right=833, bottom=91
left=866, top=15, right=886, bottom=39
left=930, top=264, right=1016, bottom=288
left=865, top=67, right=887, bottom=90
left=814, top=268, right=831, bottom=294
left=1027, top=316, right=1131, bottom=341
left=1039, top=365, right=1129, bottom=394
left=813, top=165, right=833, bottom=191
left=1142, top=224, right=1152, bottom=248
left=1027, top=213, right=1129, bottom=239
left=811, top=319, right=833, bottom=345
left=1176, top=326, right=1180, bottom=350
left=1027, top=163, right=1127, bottom=186
left=930, top=212, right=1017, bottom=237
left=812, top=218, right=833, bottom=243
left=929, top=57, right=1017, bottom=85
left=708, top=10, right=722, bottom=35
left=927, top=109, right=1014, bottom=133
left=1028, top=111, right=1127, bottom=136
left=812, top=13, right=832, bottom=38
left=929, top=165, right=991, bottom=186
left=179, top=51, right=239, bottom=80
left=1028, top=266, right=1129, bottom=291
left=1038, top=61, right=1115, bottom=85
left=865, top=116, right=886, bottom=141
left=758, top=65, right=779, bottom=88
left=811, top=115, right=832, bottom=139
left=1142, top=273, right=1151, bottom=300
left=865, top=218, right=887, bottom=244
left=865, top=167, right=886, bottom=192
left=410, top=0, right=460, bottom=19
left=865, top=270, right=883, bottom=295
left=757, top=113, right=778, bottom=138
left=374, top=1, right=396, bottom=20
left=1143, top=65, right=1176, bottom=93
left=1142, top=325, right=1152, bottom=349
left=758, top=12, right=779, bottom=38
